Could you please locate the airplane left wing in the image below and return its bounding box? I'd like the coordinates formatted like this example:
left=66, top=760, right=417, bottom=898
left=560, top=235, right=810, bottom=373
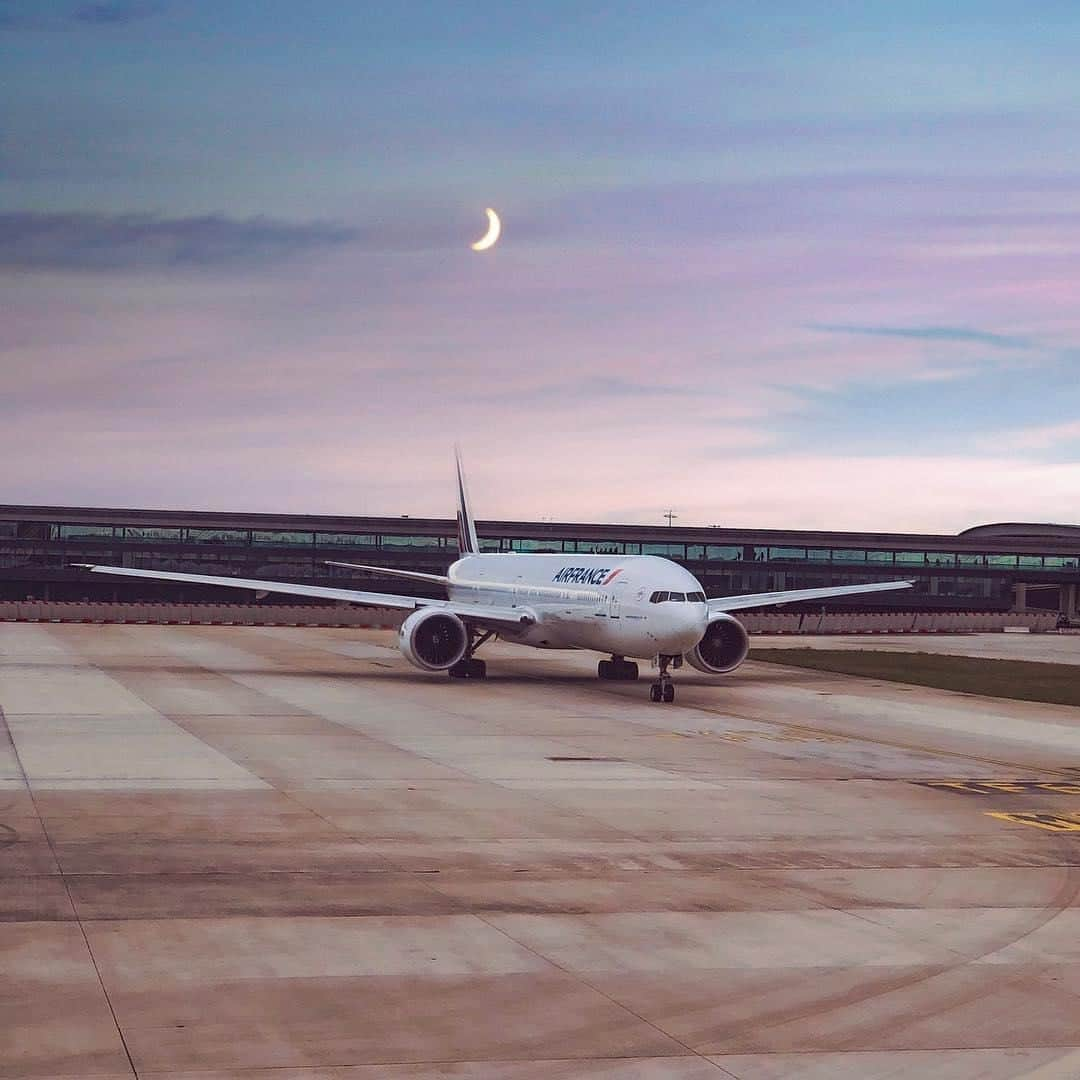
left=72, top=564, right=534, bottom=632
left=709, top=579, right=914, bottom=614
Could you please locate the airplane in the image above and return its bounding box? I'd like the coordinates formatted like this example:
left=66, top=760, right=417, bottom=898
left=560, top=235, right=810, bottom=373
left=75, top=452, right=913, bottom=702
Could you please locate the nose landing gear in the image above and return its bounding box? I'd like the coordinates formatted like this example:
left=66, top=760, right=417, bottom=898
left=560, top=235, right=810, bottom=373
left=649, top=655, right=677, bottom=703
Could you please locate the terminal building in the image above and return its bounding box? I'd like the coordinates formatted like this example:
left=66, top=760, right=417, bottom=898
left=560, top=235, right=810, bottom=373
left=1, top=503, right=1078, bottom=620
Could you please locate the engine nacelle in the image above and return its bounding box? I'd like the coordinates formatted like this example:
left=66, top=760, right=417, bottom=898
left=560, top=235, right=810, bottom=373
left=398, top=608, right=469, bottom=672
left=685, top=613, right=750, bottom=674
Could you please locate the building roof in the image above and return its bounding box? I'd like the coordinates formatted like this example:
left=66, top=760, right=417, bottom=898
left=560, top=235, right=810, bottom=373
left=959, top=523, right=1080, bottom=542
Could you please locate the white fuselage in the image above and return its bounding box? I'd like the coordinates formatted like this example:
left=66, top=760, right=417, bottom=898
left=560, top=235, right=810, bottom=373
left=446, top=553, right=709, bottom=658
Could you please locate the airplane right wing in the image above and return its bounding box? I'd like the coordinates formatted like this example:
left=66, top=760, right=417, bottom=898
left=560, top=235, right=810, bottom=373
left=73, top=564, right=534, bottom=632
left=709, top=579, right=914, bottom=614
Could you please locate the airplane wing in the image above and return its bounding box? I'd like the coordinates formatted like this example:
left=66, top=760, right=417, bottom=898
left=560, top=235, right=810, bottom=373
left=709, top=579, right=914, bottom=614
left=72, top=564, right=534, bottom=632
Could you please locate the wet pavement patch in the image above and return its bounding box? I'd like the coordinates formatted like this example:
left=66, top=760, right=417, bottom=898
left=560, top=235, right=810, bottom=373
left=546, top=756, right=624, bottom=762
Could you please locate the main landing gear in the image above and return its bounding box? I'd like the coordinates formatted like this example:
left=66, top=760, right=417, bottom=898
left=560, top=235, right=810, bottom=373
left=448, top=630, right=493, bottom=680
left=649, top=655, right=678, bottom=703
left=448, top=657, right=486, bottom=679
left=597, top=656, right=639, bottom=681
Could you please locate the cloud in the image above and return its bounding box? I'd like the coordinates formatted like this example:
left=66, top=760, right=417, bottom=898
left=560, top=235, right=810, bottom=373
left=478, top=375, right=693, bottom=406
left=0, top=0, right=161, bottom=29
left=71, top=1, right=161, bottom=25
left=980, top=419, right=1080, bottom=452
left=811, top=323, right=1034, bottom=350
left=0, top=212, right=358, bottom=272
left=0, top=0, right=31, bottom=27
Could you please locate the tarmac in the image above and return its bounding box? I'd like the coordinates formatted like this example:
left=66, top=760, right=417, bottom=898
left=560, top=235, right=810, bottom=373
left=2, top=622, right=1080, bottom=1079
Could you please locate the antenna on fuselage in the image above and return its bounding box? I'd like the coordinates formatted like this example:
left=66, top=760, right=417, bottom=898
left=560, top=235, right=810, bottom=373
left=454, top=445, right=481, bottom=555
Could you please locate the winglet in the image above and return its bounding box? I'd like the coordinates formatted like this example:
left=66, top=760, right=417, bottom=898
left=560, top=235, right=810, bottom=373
left=454, top=445, right=480, bottom=555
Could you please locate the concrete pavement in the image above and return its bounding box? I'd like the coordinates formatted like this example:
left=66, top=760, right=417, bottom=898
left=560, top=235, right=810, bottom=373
left=2, top=622, right=1079, bottom=1078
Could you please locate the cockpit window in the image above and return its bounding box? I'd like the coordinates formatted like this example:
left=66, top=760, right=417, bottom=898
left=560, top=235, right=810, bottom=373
left=687, top=591, right=706, bottom=602
left=649, top=590, right=668, bottom=603
left=667, top=592, right=685, bottom=602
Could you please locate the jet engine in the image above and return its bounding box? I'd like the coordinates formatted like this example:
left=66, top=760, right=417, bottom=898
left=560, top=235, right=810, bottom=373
left=684, top=613, right=750, bottom=674
left=398, top=608, right=469, bottom=672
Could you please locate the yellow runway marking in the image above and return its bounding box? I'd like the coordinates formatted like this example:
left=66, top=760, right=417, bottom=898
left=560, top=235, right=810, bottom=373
left=919, top=779, right=1080, bottom=797
left=985, top=811, right=1080, bottom=833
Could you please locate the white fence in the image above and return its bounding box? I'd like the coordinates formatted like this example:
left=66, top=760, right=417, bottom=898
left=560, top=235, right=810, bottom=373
left=0, top=601, right=1058, bottom=633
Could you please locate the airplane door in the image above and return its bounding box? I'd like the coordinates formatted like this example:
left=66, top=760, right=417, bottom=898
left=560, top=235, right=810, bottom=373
left=609, top=588, right=621, bottom=619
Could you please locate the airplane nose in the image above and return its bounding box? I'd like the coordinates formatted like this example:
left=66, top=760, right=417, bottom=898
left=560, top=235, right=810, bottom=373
left=673, top=606, right=707, bottom=651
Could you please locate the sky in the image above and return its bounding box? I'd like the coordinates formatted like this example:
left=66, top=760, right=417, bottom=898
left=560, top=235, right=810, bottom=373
left=3, top=1, right=1080, bottom=533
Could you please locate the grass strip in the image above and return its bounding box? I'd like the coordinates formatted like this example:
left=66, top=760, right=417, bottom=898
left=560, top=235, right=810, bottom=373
left=751, top=648, right=1080, bottom=708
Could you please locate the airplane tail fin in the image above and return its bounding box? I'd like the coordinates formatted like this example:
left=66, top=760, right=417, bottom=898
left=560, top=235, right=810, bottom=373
left=454, top=445, right=480, bottom=555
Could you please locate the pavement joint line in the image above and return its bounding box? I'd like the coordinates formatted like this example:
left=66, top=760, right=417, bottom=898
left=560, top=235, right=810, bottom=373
left=470, top=908, right=731, bottom=1071
left=0, top=700, right=139, bottom=1080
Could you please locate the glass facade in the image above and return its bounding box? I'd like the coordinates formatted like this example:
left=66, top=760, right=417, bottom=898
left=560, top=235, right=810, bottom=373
left=1, top=508, right=1076, bottom=609
left=186, top=528, right=249, bottom=545
left=58, top=524, right=115, bottom=540
left=315, top=532, right=377, bottom=547
left=252, top=530, right=315, bottom=546
left=706, top=545, right=742, bottom=561
left=642, top=542, right=686, bottom=557
left=832, top=549, right=866, bottom=562
left=381, top=534, right=444, bottom=549
left=769, top=546, right=807, bottom=560
left=1046, top=555, right=1080, bottom=570
left=894, top=552, right=926, bottom=566
left=122, top=526, right=182, bottom=542
left=575, top=540, right=626, bottom=554
left=510, top=538, right=565, bottom=552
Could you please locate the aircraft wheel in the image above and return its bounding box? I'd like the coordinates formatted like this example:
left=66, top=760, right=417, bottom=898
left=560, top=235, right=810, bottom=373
left=449, top=658, right=486, bottom=679
left=662, top=683, right=675, bottom=703
left=649, top=683, right=662, bottom=702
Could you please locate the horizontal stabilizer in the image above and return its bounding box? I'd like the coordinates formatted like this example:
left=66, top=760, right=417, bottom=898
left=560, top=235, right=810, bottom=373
left=324, top=561, right=450, bottom=586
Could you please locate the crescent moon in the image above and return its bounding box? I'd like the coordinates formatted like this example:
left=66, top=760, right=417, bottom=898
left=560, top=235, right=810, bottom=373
left=471, top=207, right=501, bottom=251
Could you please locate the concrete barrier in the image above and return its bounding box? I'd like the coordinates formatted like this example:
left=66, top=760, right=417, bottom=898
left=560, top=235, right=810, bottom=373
left=737, top=609, right=1058, bottom=635
left=0, top=601, right=404, bottom=629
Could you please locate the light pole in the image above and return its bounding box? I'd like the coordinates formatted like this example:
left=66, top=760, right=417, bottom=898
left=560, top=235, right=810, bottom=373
left=663, top=509, right=678, bottom=527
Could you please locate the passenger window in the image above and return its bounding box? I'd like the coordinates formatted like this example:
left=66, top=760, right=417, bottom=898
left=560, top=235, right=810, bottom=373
left=668, top=592, right=685, bottom=602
